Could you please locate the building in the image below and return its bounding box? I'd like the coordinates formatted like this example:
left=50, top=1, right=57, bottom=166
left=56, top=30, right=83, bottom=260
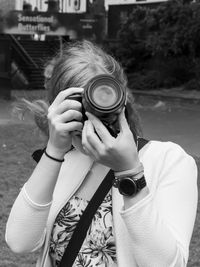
left=0, top=0, right=16, bottom=13
left=105, top=0, right=167, bottom=10
left=2, top=0, right=89, bottom=13
left=13, top=0, right=56, bottom=12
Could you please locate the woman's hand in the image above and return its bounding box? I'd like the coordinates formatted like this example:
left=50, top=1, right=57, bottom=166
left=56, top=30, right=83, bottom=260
left=82, top=110, right=140, bottom=172
left=46, top=87, right=84, bottom=159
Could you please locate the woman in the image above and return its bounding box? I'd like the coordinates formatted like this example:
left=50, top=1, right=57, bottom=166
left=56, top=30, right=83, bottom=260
left=6, top=40, right=198, bottom=267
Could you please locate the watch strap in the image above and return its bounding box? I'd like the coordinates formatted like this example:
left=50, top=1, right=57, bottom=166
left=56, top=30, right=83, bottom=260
left=136, top=175, right=147, bottom=189
left=113, top=175, right=146, bottom=189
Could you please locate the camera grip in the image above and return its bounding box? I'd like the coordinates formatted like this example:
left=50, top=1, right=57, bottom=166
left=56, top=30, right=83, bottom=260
left=67, top=94, right=82, bottom=103
left=66, top=94, right=86, bottom=123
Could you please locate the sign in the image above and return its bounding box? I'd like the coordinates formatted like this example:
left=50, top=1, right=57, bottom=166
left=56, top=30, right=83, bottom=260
left=17, top=13, right=54, bottom=33
left=0, top=11, right=106, bottom=42
left=1, top=11, right=57, bottom=35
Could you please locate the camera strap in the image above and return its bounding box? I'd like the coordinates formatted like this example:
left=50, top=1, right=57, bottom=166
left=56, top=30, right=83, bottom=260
left=58, top=137, right=149, bottom=267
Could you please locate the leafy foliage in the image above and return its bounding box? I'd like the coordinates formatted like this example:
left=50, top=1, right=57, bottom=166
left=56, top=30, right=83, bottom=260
left=112, top=0, right=200, bottom=90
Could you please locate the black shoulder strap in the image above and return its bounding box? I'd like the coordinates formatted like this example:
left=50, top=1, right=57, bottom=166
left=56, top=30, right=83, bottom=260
left=137, top=137, right=149, bottom=151
left=59, top=137, right=149, bottom=267
left=32, top=148, right=45, bottom=163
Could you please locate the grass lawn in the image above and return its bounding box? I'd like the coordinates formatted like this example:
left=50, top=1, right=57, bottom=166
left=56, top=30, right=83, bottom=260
left=0, top=122, right=200, bottom=267
left=0, top=123, right=43, bottom=267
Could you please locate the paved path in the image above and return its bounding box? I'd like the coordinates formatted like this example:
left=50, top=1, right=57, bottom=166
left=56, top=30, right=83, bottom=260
left=137, top=100, right=200, bottom=157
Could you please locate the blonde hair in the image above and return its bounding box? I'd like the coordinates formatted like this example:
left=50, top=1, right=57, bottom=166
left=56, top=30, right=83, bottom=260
left=16, top=40, right=142, bottom=137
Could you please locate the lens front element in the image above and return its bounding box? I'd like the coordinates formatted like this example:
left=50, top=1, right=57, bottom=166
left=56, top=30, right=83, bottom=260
left=92, top=85, right=118, bottom=108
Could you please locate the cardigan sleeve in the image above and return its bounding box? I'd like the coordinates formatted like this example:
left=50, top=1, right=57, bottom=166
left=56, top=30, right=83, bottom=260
left=5, top=183, right=51, bottom=253
left=120, top=142, right=198, bottom=267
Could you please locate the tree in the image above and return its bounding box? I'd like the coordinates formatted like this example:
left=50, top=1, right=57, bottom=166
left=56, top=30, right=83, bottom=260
left=114, top=0, right=200, bottom=89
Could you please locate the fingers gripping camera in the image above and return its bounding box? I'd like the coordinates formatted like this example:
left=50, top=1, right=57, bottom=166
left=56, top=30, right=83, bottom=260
left=67, top=74, right=127, bottom=137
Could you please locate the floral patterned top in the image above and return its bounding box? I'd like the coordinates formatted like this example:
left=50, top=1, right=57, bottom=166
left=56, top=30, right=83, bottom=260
left=49, top=191, right=117, bottom=267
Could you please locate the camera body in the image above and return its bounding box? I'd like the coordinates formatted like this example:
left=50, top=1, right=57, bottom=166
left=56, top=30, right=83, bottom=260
left=68, top=74, right=126, bottom=137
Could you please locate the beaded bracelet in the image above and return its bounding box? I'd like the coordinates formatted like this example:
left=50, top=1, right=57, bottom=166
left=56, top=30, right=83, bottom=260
left=44, top=149, right=64, bottom=163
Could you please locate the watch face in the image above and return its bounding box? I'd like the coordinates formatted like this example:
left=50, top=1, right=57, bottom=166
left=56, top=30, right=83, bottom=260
left=119, top=178, right=137, bottom=197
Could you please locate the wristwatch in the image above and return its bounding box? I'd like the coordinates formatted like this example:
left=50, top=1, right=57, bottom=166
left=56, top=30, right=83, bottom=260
left=113, top=175, right=146, bottom=197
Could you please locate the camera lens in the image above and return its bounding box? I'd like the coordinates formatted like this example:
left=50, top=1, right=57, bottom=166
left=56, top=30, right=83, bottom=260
left=84, top=74, right=125, bottom=113
left=83, top=74, right=126, bottom=137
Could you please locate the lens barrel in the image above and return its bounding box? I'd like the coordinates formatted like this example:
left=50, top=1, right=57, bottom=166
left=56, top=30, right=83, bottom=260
left=83, top=74, right=126, bottom=120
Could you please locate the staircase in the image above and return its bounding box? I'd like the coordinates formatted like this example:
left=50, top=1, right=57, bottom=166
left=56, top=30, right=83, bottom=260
left=18, top=39, right=60, bottom=89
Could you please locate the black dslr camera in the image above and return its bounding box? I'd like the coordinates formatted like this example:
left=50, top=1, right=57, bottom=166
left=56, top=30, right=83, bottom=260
left=68, top=74, right=127, bottom=137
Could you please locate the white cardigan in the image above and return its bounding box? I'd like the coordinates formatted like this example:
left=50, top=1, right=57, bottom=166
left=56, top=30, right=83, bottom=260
left=6, top=140, right=198, bottom=267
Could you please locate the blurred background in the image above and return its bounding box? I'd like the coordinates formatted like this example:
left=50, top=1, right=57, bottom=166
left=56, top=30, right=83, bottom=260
left=0, top=0, right=200, bottom=266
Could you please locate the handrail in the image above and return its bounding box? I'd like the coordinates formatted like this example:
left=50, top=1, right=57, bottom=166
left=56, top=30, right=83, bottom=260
left=9, top=34, right=39, bottom=69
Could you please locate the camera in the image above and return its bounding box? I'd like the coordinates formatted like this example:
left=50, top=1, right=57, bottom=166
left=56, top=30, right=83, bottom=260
left=68, top=74, right=127, bottom=137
